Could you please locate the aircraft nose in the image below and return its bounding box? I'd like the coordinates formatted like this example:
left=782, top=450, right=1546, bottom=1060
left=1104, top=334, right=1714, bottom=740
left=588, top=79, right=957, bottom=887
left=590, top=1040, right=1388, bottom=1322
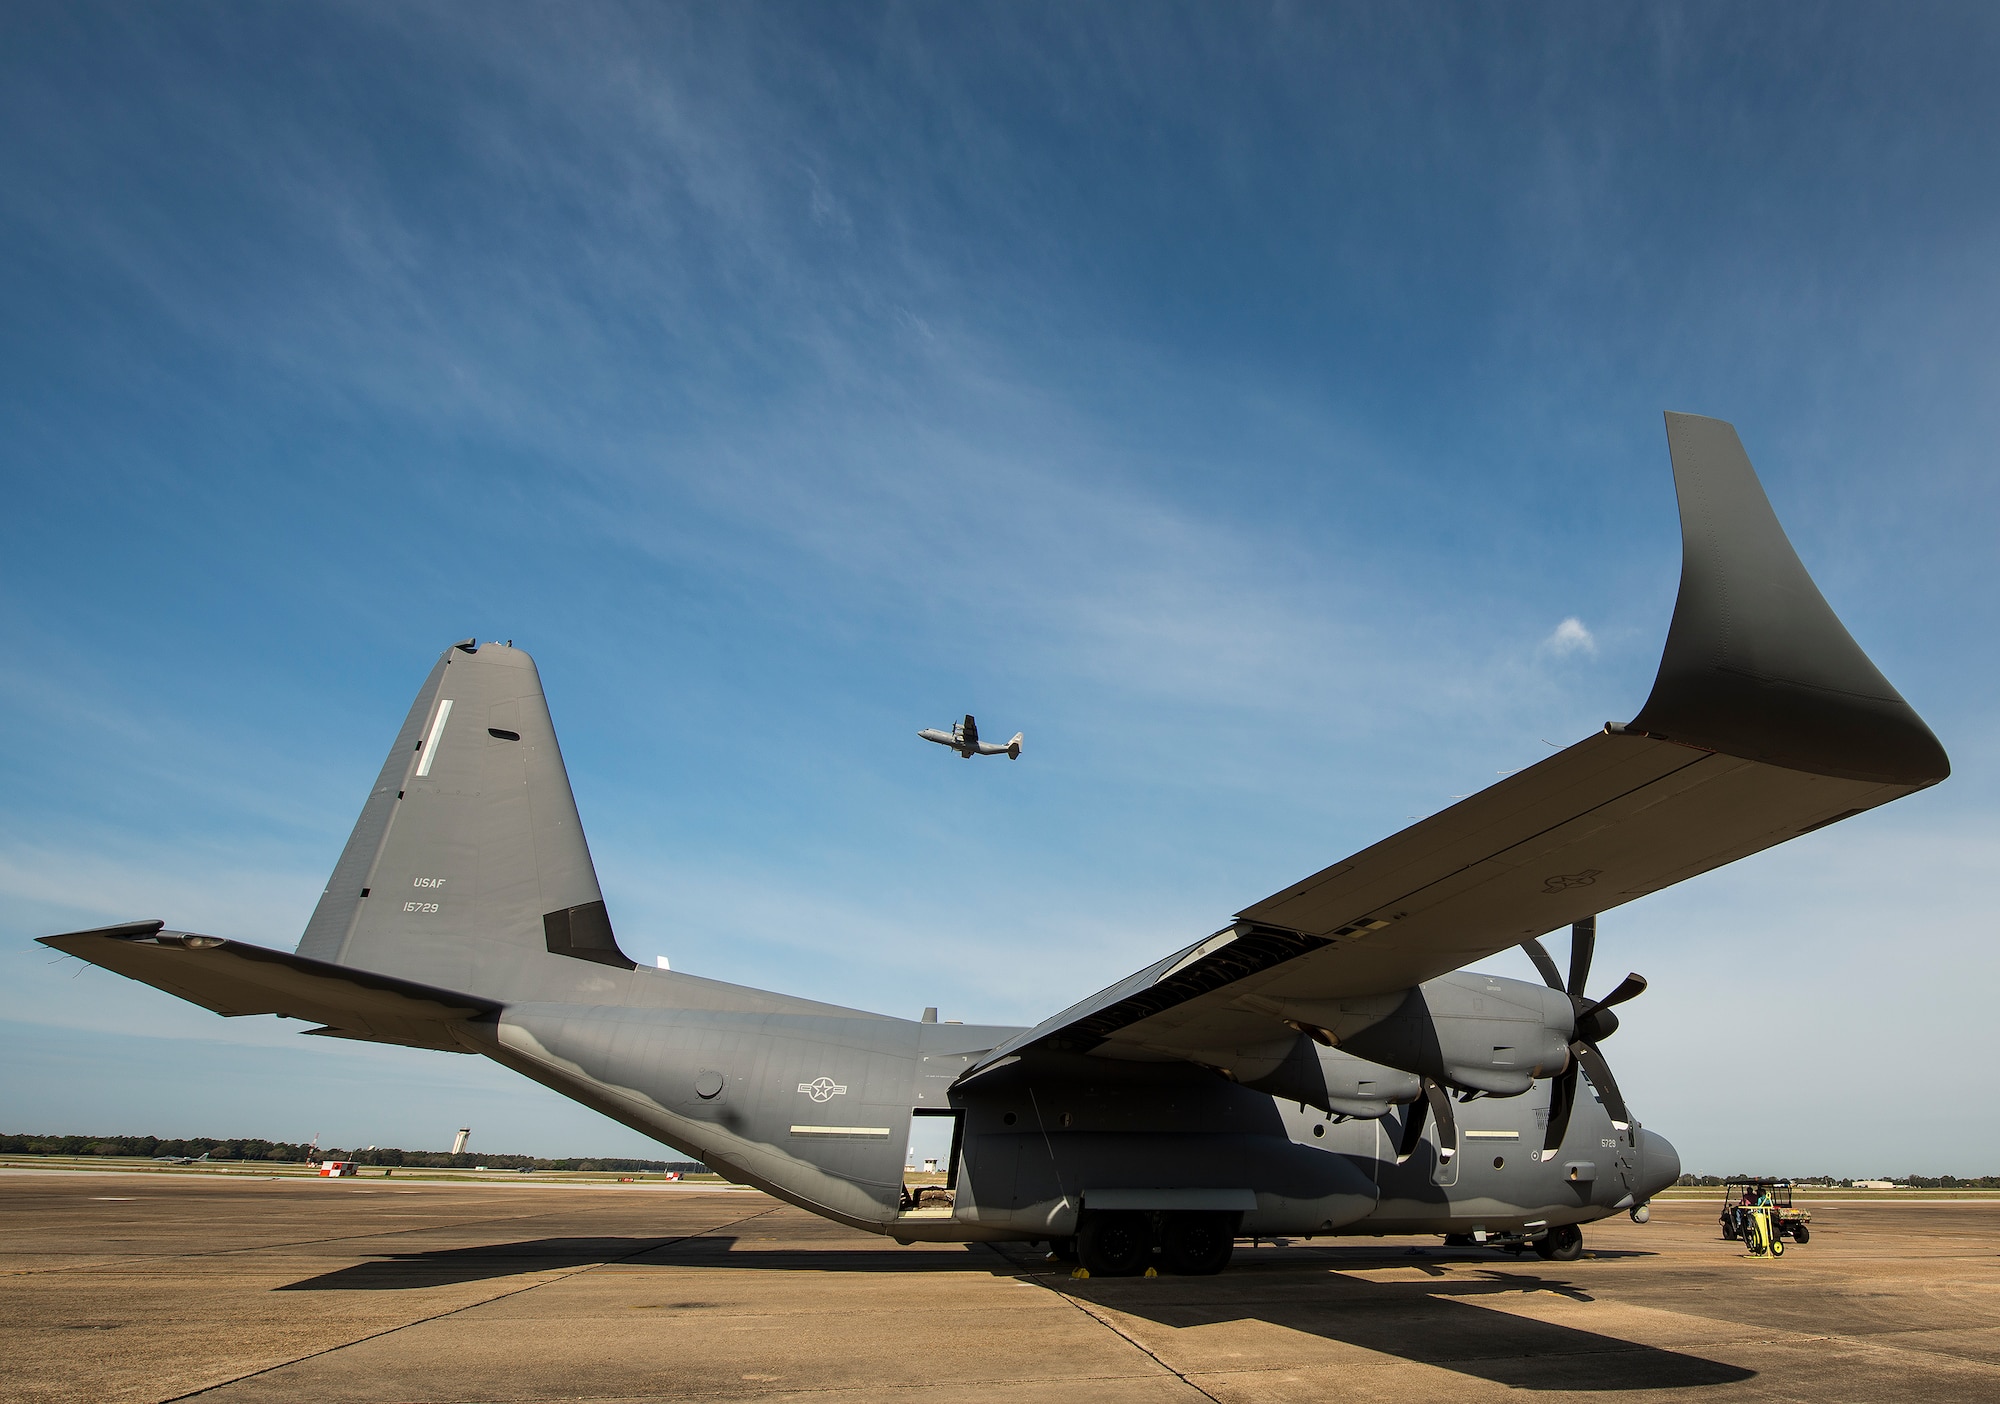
left=1637, top=1127, right=1681, bottom=1200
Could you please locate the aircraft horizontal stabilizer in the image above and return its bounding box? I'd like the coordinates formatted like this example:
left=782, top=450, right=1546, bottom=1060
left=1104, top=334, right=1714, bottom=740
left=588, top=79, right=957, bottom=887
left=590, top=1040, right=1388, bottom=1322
left=1626, top=413, right=1946, bottom=784
left=38, top=921, right=499, bottom=1054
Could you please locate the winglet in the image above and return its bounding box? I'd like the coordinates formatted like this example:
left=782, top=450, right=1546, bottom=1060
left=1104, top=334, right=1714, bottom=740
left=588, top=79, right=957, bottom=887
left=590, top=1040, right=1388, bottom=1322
left=1625, top=413, right=1948, bottom=786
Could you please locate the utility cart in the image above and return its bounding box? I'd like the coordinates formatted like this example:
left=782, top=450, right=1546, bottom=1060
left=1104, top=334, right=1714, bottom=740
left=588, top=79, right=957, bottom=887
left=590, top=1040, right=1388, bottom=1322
left=1719, top=1178, right=1811, bottom=1244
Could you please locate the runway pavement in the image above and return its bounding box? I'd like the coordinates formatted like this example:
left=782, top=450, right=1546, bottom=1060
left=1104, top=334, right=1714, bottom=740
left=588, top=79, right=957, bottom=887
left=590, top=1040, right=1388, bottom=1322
left=6, top=1171, right=1999, bottom=1402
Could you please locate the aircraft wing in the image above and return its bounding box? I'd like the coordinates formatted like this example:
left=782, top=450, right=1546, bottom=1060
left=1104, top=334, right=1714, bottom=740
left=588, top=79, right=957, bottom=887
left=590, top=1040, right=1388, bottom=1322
left=971, top=414, right=1947, bottom=1073
left=38, top=920, right=500, bottom=1052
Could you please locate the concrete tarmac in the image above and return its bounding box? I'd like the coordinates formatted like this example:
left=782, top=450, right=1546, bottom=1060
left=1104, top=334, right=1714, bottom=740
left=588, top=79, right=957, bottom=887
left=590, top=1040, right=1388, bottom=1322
left=6, top=1173, right=1999, bottom=1402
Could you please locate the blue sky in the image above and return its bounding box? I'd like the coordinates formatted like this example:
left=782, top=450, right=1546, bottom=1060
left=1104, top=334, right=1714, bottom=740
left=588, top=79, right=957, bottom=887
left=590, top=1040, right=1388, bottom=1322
left=3, top=3, right=1995, bottom=1175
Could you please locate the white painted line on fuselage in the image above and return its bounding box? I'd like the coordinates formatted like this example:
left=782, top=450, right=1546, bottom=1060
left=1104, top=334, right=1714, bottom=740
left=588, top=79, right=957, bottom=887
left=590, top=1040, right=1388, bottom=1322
left=1464, top=1130, right=1520, bottom=1139
left=416, top=699, right=453, bottom=777
left=789, top=1126, right=891, bottom=1138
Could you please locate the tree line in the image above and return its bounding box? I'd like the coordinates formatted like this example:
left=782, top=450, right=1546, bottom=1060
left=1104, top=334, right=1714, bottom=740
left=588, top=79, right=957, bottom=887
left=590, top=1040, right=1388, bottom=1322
left=0, top=1132, right=704, bottom=1174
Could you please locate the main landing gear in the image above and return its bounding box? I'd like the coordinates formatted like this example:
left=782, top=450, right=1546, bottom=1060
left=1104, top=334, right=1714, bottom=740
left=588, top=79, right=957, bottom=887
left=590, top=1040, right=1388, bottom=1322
left=1066, top=1210, right=1238, bottom=1276
left=1534, top=1223, right=1584, bottom=1261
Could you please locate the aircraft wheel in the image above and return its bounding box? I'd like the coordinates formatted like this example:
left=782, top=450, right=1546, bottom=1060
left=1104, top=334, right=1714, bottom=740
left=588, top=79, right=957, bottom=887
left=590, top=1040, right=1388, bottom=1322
left=1045, top=1236, right=1078, bottom=1263
left=1158, top=1212, right=1235, bottom=1275
left=1076, top=1211, right=1152, bottom=1277
left=1791, top=1224, right=1810, bottom=1245
left=1442, top=1233, right=1476, bottom=1248
left=1535, top=1224, right=1583, bottom=1261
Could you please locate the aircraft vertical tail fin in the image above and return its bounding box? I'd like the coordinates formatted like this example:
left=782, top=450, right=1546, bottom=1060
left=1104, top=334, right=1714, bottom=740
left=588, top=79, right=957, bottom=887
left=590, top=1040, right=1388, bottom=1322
left=1007, top=732, right=1023, bottom=759
left=297, top=641, right=631, bottom=1000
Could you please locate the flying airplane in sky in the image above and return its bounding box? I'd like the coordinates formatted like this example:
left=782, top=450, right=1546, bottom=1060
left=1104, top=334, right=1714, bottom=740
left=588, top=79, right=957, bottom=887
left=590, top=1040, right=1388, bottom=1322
left=42, top=414, right=1946, bottom=1276
left=919, top=714, right=1022, bottom=759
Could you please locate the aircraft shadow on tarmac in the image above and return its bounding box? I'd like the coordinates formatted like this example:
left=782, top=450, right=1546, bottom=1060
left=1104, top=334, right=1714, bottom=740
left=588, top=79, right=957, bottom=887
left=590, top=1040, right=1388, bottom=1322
left=1012, top=1245, right=1750, bottom=1393
left=1062, top=1251, right=1757, bottom=1392
left=281, top=1236, right=1753, bottom=1392
left=278, top=1237, right=674, bottom=1291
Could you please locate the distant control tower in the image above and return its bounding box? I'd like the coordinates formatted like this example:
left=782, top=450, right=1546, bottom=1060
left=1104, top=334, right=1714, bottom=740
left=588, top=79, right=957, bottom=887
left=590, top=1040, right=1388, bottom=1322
left=451, top=1127, right=471, bottom=1156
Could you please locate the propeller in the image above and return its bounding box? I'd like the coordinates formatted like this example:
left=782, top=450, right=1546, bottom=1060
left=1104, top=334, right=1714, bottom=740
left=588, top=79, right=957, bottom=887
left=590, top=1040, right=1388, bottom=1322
left=1393, top=1077, right=1459, bottom=1165
left=1520, top=915, right=1648, bottom=1161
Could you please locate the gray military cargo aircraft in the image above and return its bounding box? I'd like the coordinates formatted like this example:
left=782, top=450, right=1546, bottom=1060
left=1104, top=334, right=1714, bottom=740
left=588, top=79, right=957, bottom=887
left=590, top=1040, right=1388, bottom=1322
left=919, top=714, right=1023, bottom=759
left=42, top=413, right=1947, bottom=1275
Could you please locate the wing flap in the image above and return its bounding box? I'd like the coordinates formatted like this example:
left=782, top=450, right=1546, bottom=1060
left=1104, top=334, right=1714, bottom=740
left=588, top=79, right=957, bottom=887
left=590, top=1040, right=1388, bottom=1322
left=38, top=922, right=500, bottom=1054
left=1242, top=734, right=1706, bottom=936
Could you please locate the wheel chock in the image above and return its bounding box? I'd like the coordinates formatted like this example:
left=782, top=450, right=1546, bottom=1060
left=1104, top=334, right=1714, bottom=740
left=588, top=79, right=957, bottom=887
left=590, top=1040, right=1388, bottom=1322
left=1144, top=1266, right=1158, bottom=1278
left=1070, top=1267, right=1089, bottom=1279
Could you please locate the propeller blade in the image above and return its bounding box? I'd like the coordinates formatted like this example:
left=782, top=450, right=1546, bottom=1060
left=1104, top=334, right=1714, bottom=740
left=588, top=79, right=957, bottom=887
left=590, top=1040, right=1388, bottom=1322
left=1394, top=1092, right=1430, bottom=1164
left=1571, top=1040, right=1632, bottom=1130
left=1591, top=971, right=1649, bottom=1011
left=1521, top=937, right=1565, bottom=992
left=1567, top=915, right=1596, bottom=998
left=1426, top=1077, right=1458, bottom=1162
left=1540, top=1065, right=1576, bottom=1161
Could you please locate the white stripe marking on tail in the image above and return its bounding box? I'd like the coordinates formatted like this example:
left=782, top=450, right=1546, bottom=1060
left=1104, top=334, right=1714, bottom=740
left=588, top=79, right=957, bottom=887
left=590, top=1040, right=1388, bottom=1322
left=416, top=699, right=453, bottom=777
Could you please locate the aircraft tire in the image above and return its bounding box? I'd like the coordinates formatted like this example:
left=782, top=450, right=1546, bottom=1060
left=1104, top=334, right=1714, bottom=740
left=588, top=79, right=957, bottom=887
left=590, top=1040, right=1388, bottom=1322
left=1535, top=1224, right=1583, bottom=1261
left=1158, top=1212, right=1235, bottom=1275
left=1076, top=1211, right=1152, bottom=1277
left=1045, top=1236, right=1078, bottom=1263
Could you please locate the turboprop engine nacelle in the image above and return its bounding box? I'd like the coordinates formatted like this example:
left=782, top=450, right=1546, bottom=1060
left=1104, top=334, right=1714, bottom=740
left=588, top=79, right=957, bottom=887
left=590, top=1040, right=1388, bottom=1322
left=1235, top=1035, right=1424, bottom=1118
left=1245, top=971, right=1575, bottom=1097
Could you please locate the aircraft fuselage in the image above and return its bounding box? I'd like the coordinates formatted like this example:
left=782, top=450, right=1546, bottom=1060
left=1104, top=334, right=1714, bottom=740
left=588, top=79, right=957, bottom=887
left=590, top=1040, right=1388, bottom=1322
left=484, top=964, right=1677, bottom=1247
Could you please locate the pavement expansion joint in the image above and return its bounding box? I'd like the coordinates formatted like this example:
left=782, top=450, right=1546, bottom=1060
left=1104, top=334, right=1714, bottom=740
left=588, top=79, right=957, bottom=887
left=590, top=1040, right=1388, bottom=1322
left=151, top=1206, right=782, bottom=1404
left=1008, top=1269, right=1226, bottom=1400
